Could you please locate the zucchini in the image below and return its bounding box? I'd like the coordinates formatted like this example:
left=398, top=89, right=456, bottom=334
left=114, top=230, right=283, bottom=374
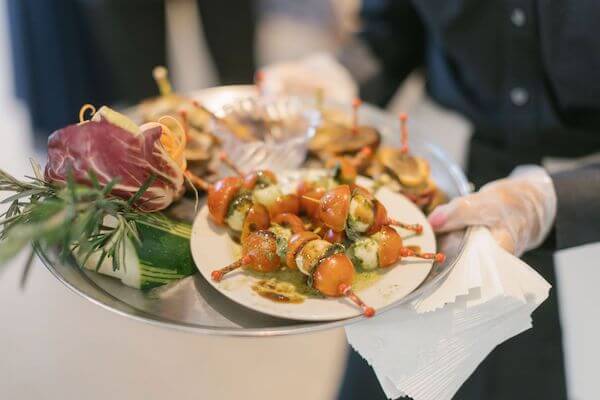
left=79, top=214, right=195, bottom=290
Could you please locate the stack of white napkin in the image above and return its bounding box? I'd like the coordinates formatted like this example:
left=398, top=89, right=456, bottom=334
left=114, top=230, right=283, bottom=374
left=345, top=227, right=551, bottom=400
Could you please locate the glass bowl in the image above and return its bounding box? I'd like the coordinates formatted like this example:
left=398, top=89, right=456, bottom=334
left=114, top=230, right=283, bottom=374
left=211, top=96, right=320, bottom=172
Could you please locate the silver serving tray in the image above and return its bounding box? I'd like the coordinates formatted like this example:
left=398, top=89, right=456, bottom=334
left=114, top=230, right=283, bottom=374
left=37, top=86, right=471, bottom=337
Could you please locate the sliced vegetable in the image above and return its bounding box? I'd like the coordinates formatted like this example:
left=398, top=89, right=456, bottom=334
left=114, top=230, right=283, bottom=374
left=81, top=214, right=195, bottom=290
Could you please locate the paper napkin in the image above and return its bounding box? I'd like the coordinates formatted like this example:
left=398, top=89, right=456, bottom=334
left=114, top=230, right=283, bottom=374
left=345, top=227, right=551, bottom=400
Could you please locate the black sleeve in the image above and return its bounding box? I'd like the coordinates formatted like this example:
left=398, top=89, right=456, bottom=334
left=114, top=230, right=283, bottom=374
left=551, top=163, right=600, bottom=249
left=357, top=0, right=426, bottom=106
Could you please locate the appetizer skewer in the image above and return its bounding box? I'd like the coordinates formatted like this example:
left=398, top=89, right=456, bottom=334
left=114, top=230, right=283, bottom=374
left=189, top=171, right=298, bottom=242
left=309, top=97, right=381, bottom=160
left=369, top=113, right=447, bottom=213
left=347, top=226, right=445, bottom=270
left=217, top=152, right=301, bottom=219
left=211, top=229, right=375, bottom=317
left=302, top=185, right=423, bottom=236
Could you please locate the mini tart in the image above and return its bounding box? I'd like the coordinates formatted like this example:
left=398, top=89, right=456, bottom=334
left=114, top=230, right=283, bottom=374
left=377, top=147, right=429, bottom=188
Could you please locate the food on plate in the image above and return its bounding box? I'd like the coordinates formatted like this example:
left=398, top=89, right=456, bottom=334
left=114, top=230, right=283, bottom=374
left=207, top=169, right=446, bottom=315
left=0, top=113, right=197, bottom=291
left=46, top=104, right=189, bottom=212
left=302, top=185, right=423, bottom=237
left=138, top=66, right=219, bottom=164
left=189, top=163, right=300, bottom=241
left=309, top=98, right=381, bottom=160
left=323, top=146, right=373, bottom=185
left=368, top=113, right=447, bottom=213
left=210, top=229, right=375, bottom=317
left=347, top=225, right=444, bottom=271
left=78, top=214, right=195, bottom=289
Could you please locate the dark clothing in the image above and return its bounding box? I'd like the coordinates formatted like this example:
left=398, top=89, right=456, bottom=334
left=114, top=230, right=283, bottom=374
left=358, top=0, right=600, bottom=251
left=340, top=137, right=569, bottom=400
left=342, top=0, right=600, bottom=399
left=7, top=0, right=256, bottom=137
left=7, top=0, right=115, bottom=138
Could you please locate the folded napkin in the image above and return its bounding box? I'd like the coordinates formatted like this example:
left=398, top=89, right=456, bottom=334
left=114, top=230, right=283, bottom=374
left=345, top=227, right=551, bottom=400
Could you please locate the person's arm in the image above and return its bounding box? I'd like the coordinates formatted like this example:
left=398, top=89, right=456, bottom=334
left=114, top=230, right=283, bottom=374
left=552, top=163, right=600, bottom=249
left=428, top=163, right=600, bottom=256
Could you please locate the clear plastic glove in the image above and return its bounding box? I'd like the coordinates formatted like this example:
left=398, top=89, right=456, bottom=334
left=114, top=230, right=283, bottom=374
left=260, top=52, right=358, bottom=103
left=428, top=166, right=557, bottom=256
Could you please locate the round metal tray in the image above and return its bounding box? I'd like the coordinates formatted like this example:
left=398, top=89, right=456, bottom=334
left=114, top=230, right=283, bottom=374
left=37, top=86, right=471, bottom=337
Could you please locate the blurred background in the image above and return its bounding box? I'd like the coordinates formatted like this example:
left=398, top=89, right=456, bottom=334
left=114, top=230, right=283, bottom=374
left=0, top=1, right=598, bottom=399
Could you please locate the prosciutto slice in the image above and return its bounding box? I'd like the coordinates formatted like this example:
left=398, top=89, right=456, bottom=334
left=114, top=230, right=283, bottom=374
left=45, top=118, right=185, bottom=212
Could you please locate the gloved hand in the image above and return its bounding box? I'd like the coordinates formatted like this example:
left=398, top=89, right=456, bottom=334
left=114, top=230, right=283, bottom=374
left=428, top=166, right=557, bottom=256
left=260, top=52, right=358, bottom=103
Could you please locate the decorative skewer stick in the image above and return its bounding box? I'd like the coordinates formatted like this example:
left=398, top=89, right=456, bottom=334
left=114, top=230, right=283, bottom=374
left=300, top=196, right=422, bottom=234
left=399, top=113, right=409, bottom=154
left=388, top=219, right=423, bottom=234
left=339, top=283, right=375, bottom=317
left=301, top=195, right=320, bottom=204
left=400, top=248, right=446, bottom=263
left=219, top=151, right=245, bottom=177
left=352, top=98, right=362, bottom=135
left=255, top=70, right=265, bottom=96
left=178, top=109, right=191, bottom=141
left=351, top=146, right=373, bottom=167
left=190, top=100, right=223, bottom=122
left=184, top=171, right=210, bottom=191
left=153, top=66, right=173, bottom=96
left=211, top=255, right=253, bottom=282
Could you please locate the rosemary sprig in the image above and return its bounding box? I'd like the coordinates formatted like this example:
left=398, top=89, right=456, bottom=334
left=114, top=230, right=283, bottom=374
left=0, top=163, right=156, bottom=277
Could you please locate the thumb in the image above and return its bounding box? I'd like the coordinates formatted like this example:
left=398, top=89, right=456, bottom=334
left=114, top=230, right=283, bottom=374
left=427, top=194, right=489, bottom=233
left=490, top=226, right=517, bottom=255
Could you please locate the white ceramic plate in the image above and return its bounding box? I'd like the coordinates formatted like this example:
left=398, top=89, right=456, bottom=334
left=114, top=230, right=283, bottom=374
left=191, top=171, right=436, bottom=321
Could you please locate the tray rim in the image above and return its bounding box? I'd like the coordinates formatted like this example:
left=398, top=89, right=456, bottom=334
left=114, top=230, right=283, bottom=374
left=36, top=85, right=472, bottom=337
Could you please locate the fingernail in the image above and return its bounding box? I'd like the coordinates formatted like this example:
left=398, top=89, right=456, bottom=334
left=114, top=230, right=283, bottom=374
left=428, top=208, right=447, bottom=229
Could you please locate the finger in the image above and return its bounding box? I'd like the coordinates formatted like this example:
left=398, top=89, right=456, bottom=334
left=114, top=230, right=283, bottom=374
left=490, top=226, right=517, bottom=256
left=428, top=193, right=492, bottom=233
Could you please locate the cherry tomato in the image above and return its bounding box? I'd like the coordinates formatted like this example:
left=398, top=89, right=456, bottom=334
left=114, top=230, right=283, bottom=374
left=312, top=253, right=355, bottom=297
left=367, top=200, right=389, bottom=235
left=268, top=194, right=300, bottom=219
left=326, top=157, right=357, bottom=185
left=300, top=187, right=325, bottom=220
left=323, top=228, right=345, bottom=244
left=296, top=180, right=315, bottom=197
left=241, top=203, right=270, bottom=244
left=207, top=177, right=243, bottom=225
left=243, top=170, right=278, bottom=190
left=286, top=231, right=320, bottom=270
left=242, top=231, right=280, bottom=273
left=319, top=185, right=351, bottom=232
left=272, top=213, right=305, bottom=234
left=375, top=226, right=403, bottom=268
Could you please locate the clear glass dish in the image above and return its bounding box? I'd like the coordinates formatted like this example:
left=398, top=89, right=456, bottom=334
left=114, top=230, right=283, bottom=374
left=211, top=96, right=321, bottom=172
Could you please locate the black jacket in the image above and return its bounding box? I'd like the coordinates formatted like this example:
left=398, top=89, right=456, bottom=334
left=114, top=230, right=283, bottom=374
left=358, top=0, right=600, bottom=250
